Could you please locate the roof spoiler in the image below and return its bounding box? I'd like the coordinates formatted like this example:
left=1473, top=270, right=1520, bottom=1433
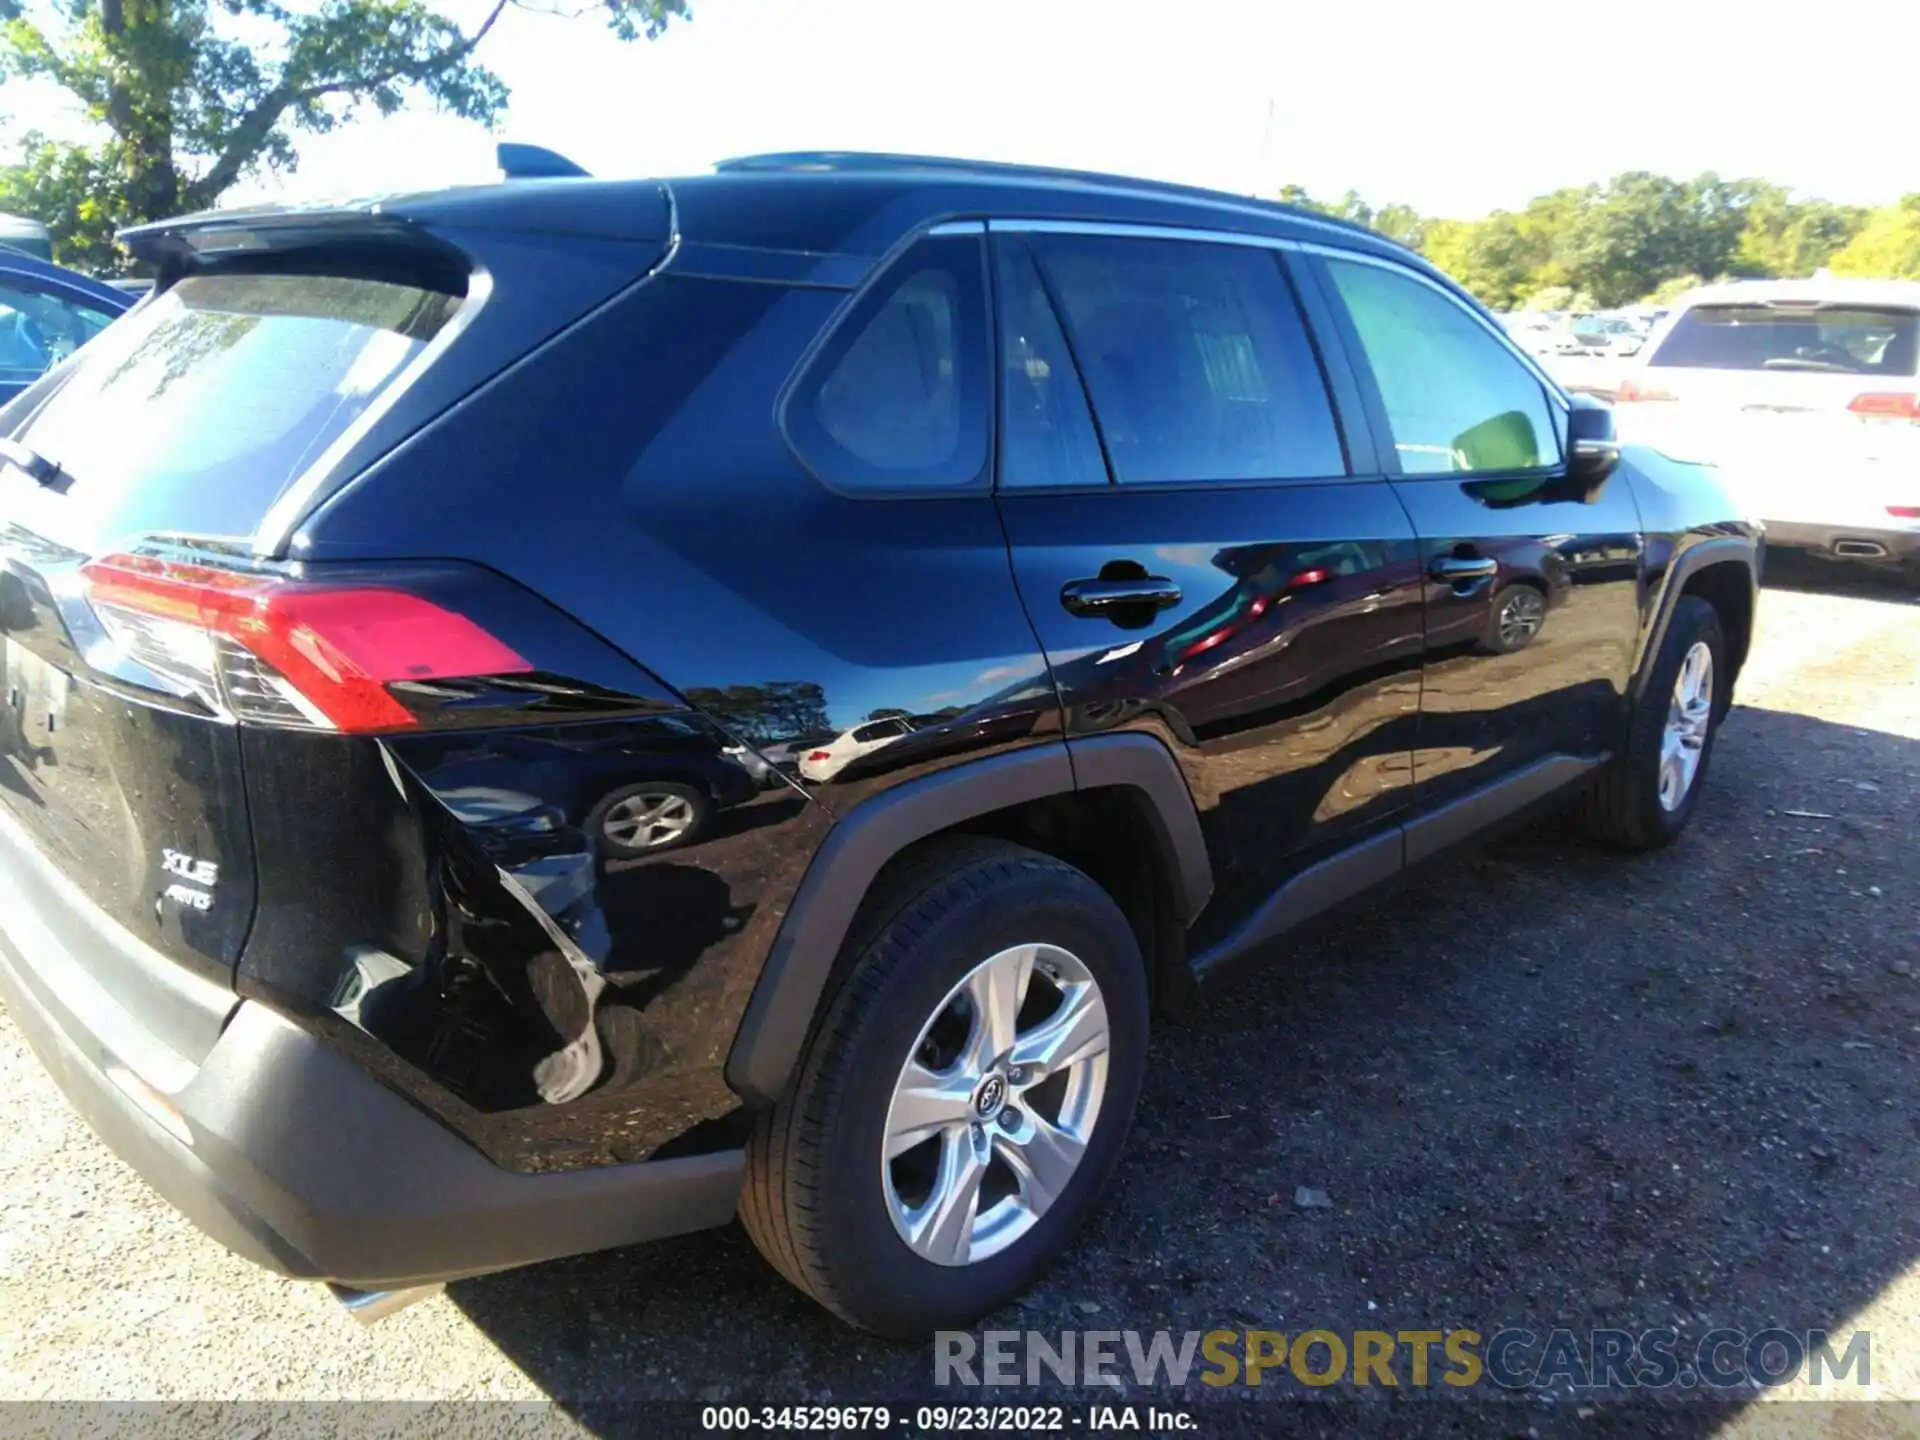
left=497, top=143, right=590, bottom=180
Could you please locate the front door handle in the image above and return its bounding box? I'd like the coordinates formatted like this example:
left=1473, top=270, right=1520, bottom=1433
left=1060, top=576, right=1183, bottom=617
left=1429, top=555, right=1498, bottom=583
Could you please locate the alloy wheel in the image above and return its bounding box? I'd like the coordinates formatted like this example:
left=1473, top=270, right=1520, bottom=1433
left=881, top=942, right=1110, bottom=1266
left=1498, top=587, right=1546, bottom=647
left=601, top=791, right=698, bottom=849
left=1658, top=640, right=1714, bottom=811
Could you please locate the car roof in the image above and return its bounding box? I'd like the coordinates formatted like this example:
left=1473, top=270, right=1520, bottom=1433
left=666, top=152, right=1426, bottom=272
left=1671, top=277, right=1920, bottom=312
left=125, top=151, right=1449, bottom=295
left=0, top=248, right=132, bottom=311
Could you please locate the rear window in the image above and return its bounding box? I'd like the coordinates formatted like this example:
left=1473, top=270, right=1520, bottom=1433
left=17, top=270, right=460, bottom=539
left=1650, top=304, right=1919, bottom=376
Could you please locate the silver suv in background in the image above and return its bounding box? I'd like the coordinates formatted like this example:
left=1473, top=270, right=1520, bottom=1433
left=1615, top=279, right=1920, bottom=586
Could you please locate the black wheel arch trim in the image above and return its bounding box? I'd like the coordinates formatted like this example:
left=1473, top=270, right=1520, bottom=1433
left=1632, top=534, right=1759, bottom=704
left=724, top=735, right=1211, bottom=1106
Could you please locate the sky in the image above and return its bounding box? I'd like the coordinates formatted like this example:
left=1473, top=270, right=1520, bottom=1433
left=5, top=0, right=1920, bottom=218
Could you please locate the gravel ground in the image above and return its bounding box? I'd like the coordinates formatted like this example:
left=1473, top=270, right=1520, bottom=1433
left=2, top=557, right=1916, bottom=1438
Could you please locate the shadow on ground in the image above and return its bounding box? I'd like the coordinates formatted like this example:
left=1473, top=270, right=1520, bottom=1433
left=451, top=703, right=1919, bottom=1438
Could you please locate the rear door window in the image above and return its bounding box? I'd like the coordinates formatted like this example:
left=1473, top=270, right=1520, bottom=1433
left=14, top=270, right=460, bottom=542
left=785, top=234, right=991, bottom=493
left=995, top=240, right=1110, bottom=490
left=1650, top=305, right=1919, bottom=376
left=1026, top=234, right=1346, bottom=485
left=1325, top=258, right=1561, bottom=476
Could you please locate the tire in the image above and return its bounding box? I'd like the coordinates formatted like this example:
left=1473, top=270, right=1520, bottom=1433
left=1483, top=581, right=1547, bottom=654
left=587, top=780, right=710, bottom=857
left=1576, top=594, right=1725, bottom=850
left=740, top=838, right=1148, bottom=1337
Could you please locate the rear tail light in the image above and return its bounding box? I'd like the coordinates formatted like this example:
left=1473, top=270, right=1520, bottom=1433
left=1889, top=506, right=1920, bottom=519
left=1848, top=392, right=1920, bottom=423
left=806, top=750, right=832, bottom=762
left=80, top=552, right=531, bottom=733
left=1614, top=377, right=1676, bottom=403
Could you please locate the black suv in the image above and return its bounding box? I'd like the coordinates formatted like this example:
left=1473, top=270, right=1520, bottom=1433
left=0, top=151, right=1759, bottom=1337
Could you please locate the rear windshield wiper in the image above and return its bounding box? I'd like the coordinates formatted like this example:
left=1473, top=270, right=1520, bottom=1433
left=0, top=437, right=66, bottom=489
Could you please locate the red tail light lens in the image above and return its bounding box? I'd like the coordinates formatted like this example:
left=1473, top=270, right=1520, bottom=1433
left=1889, top=506, right=1920, bottom=519
left=1614, top=377, right=1676, bottom=404
left=1848, top=392, right=1920, bottom=422
left=806, top=750, right=832, bottom=762
left=80, top=553, right=531, bottom=733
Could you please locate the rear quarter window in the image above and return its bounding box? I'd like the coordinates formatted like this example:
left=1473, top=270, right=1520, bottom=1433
left=16, top=270, right=460, bottom=541
left=784, top=234, right=991, bottom=493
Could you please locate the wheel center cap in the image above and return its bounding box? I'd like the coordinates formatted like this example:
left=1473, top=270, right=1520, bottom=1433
left=972, top=1072, right=1008, bottom=1120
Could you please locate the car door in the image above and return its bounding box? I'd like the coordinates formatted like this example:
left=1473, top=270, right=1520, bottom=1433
left=0, top=265, right=124, bottom=403
left=989, top=225, right=1426, bottom=953
left=1304, top=252, right=1644, bottom=853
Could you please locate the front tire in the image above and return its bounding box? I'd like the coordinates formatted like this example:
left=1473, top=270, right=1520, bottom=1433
left=1576, top=594, right=1726, bottom=850
left=740, top=839, right=1148, bottom=1337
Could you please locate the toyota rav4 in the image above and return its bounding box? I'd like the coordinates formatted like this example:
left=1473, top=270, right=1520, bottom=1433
left=0, top=150, right=1759, bottom=1337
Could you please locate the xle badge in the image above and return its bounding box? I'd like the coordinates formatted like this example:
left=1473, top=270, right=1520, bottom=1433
left=160, top=848, right=218, bottom=913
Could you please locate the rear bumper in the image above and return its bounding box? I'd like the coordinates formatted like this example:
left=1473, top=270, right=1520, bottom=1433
left=1763, top=519, right=1920, bottom=567
left=0, top=828, right=742, bottom=1290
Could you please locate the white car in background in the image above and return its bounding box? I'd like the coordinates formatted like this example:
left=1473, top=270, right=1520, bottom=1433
left=1615, top=279, right=1920, bottom=587
left=797, top=715, right=916, bottom=782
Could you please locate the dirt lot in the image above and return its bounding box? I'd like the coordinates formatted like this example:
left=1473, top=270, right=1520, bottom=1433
left=2, top=557, right=1916, bottom=1437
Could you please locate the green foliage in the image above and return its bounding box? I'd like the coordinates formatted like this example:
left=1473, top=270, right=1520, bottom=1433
left=1733, top=184, right=1868, bottom=277
left=0, top=133, right=130, bottom=272
left=1, top=0, right=689, bottom=270
left=1828, top=195, right=1920, bottom=280
left=1278, top=175, right=1916, bottom=309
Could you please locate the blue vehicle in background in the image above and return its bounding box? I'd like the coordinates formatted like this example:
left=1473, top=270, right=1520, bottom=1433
left=0, top=248, right=132, bottom=403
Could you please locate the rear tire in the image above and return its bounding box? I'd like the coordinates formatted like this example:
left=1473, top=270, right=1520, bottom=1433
left=1576, top=594, right=1726, bottom=850
left=1483, top=581, right=1547, bottom=654
left=588, top=780, right=709, bottom=857
left=740, top=838, right=1148, bottom=1337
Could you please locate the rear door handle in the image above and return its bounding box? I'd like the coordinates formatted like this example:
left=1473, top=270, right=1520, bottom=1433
left=1060, top=577, right=1183, bottom=617
left=1429, top=555, right=1498, bottom=583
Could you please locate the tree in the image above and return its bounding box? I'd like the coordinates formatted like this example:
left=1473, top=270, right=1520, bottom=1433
left=1733, top=184, right=1868, bottom=278
left=1828, top=195, right=1920, bottom=280
left=1421, top=212, right=1546, bottom=311
left=1552, top=172, right=1750, bottom=308
left=0, top=0, right=689, bottom=269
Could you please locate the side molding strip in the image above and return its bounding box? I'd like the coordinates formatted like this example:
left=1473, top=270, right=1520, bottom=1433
left=1191, top=753, right=1601, bottom=979
left=1190, top=827, right=1401, bottom=981
left=1401, top=754, right=1599, bottom=866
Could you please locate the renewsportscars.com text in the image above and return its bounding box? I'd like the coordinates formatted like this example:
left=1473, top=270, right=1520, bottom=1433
left=935, top=1327, right=1871, bottom=1391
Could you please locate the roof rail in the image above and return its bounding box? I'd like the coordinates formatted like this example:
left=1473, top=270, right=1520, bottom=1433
left=712, top=151, right=1380, bottom=239
left=497, top=143, right=590, bottom=180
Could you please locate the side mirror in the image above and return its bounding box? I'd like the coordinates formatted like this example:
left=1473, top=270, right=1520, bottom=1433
left=1566, top=394, right=1619, bottom=495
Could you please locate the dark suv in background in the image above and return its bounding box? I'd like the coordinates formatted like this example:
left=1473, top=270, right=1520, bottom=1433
left=0, top=151, right=1758, bottom=1337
